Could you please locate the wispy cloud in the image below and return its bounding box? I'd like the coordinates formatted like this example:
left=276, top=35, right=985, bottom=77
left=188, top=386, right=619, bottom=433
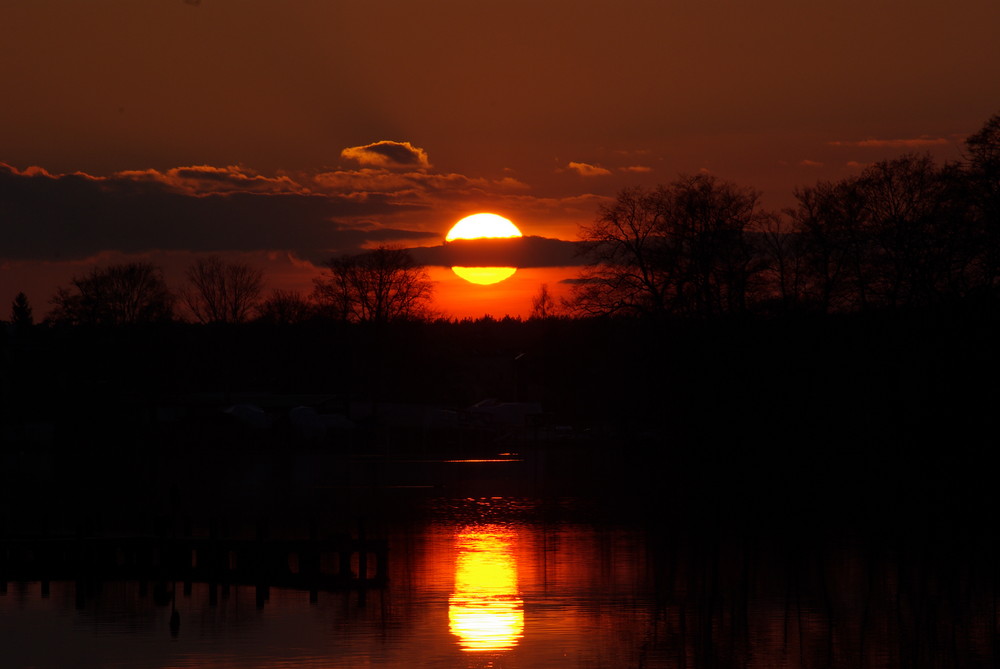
left=116, top=164, right=310, bottom=195
left=566, top=161, right=612, bottom=177
left=799, top=159, right=824, bottom=167
left=311, top=168, right=528, bottom=197
left=828, top=137, right=951, bottom=149
left=619, top=165, right=653, bottom=173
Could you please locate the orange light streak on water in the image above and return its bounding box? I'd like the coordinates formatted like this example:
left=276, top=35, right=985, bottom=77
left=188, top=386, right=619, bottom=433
left=448, top=525, right=524, bottom=652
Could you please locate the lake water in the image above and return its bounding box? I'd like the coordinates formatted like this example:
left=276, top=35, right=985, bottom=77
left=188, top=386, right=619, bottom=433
left=3, top=453, right=998, bottom=668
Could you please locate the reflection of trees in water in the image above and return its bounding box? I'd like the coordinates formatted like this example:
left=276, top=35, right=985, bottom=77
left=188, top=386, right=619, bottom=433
left=641, top=532, right=998, bottom=667
left=3, top=505, right=997, bottom=667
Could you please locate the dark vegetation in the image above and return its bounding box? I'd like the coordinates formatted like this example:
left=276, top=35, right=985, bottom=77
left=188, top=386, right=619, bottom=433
left=2, top=112, right=1000, bottom=544
left=2, top=304, right=997, bottom=536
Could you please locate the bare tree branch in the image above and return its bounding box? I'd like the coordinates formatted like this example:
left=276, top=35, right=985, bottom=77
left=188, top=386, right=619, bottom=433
left=312, top=246, right=434, bottom=323
left=182, top=255, right=264, bottom=324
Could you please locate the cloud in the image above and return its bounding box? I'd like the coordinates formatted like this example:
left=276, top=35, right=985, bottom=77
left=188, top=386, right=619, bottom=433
left=0, top=159, right=598, bottom=266
left=116, top=164, right=310, bottom=195
left=619, top=165, right=653, bottom=173
left=311, top=168, right=528, bottom=198
left=828, top=137, right=951, bottom=149
left=340, top=141, right=431, bottom=169
left=566, top=161, right=612, bottom=177
left=409, top=236, right=584, bottom=269
left=799, top=159, right=824, bottom=167
left=0, top=162, right=426, bottom=262
left=494, top=176, right=531, bottom=190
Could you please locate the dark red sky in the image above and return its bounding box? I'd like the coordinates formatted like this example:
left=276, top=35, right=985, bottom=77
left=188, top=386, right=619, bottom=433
left=2, top=0, right=998, bottom=318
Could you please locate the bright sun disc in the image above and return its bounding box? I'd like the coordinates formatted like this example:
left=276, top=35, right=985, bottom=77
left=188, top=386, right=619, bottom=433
left=446, top=213, right=522, bottom=241
left=451, top=267, right=518, bottom=285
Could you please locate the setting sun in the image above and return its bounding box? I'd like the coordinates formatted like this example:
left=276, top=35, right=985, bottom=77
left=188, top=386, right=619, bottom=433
left=446, top=214, right=523, bottom=285
left=446, top=213, right=523, bottom=242
left=451, top=266, right=518, bottom=284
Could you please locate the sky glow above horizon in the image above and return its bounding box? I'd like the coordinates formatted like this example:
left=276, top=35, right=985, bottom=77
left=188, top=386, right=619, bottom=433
left=2, top=0, right=999, bottom=319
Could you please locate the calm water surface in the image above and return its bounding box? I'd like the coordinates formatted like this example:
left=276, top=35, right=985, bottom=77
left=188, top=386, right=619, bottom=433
left=2, top=495, right=664, bottom=668
left=3, top=474, right=998, bottom=667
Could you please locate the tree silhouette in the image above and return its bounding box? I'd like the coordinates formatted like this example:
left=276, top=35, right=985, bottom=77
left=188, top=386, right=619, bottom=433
left=790, top=154, right=973, bottom=311
left=965, top=113, right=1000, bottom=290
left=529, top=283, right=558, bottom=319
left=572, top=186, right=671, bottom=318
left=966, top=112, right=1000, bottom=188
left=572, top=176, right=769, bottom=318
left=181, top=255, right=265, bottom=324
left=756, top=215, right=807, bottom=313
left=9, top=292, right=33, bottom=327
left=49, top=263, right=174, bottom=325
left=787, top=178, right=868, bottom=312
left=666, top=174, right=768, bottom=316
left=255, top=289, right=313, bottom=324
left=312, top=246, right=434, bottom=323
left=858, top=154, right=966, bottom=308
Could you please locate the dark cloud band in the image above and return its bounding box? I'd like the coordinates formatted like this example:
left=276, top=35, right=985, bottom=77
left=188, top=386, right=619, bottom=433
left=0, top=163, right=427, bottom=262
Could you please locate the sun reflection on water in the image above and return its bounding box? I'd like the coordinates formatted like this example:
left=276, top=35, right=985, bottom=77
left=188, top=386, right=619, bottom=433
left=448, top=525, right=524, bottom=652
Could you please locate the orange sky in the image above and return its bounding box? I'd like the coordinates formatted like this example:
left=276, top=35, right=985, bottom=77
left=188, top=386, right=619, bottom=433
left=429, top=266, right=576, bottom=320
left=2, top=0, right=999, bottom=319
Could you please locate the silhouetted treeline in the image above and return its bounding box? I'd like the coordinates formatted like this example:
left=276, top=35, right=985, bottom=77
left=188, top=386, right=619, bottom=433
left=4, top=304, right=996, bottom=439
left=34, top=245, right=433, bottom=328
left=11, top=111, right=1000, bottom=327
left=574, top=112, right=1000, bottom=318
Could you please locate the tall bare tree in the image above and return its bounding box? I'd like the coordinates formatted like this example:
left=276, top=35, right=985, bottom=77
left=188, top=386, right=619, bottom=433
left=529, top=283, right=558, bottom=319
left=49, top=263, right=174, bottom=325
left=664, top=174, right=767, bottom=316
left=756, top=215, right=807, bottom=312
left=966, top=111, right=1000, bottom=192
left=571, top=186, right=673, bottom=318
left=572, top=176, right=769, bottom=318
left=791, top=154, right=972, bottom=311
left=312, top=246, right=434, bottom=323
left=857, top=154, right=963, bottom=308
left=965, top=112, right=1000, bottom=289
left=788, top=177, right=870, bottom=312
left=182, top=255, right=264, bottom=324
